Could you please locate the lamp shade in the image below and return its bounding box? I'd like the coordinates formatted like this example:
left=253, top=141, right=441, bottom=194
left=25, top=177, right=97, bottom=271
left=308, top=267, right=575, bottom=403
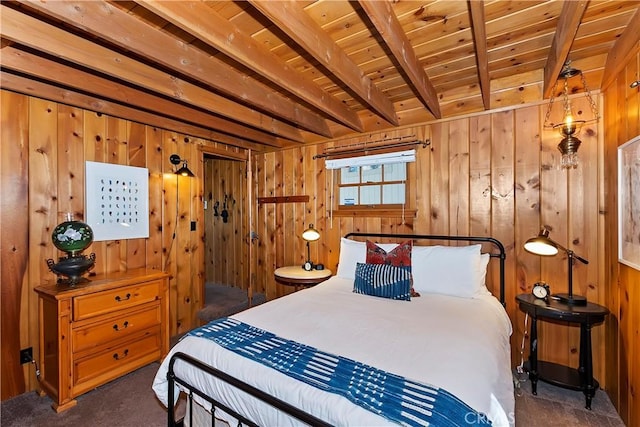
left=51, top=216, right=94, bottom=256
left=302, top=224, right=320, bottom=242
left=524, top=228, right=559, bottom=256
left=175, top=161, right=194, bottom=177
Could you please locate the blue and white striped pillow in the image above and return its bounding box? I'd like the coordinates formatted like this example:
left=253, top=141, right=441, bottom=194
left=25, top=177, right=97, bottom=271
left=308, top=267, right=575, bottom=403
left=353, top=262, right=412, bottom=301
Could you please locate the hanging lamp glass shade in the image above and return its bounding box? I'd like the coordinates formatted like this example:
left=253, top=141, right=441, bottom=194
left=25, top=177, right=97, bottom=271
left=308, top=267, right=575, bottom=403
left=543, top=61, right=599, bottom=170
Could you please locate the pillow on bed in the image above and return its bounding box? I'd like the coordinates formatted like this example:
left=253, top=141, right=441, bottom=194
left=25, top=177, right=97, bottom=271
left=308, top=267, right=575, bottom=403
left=336, top=238, right=397, bottom=279
left=366, top=240, right=420, bottom=297
left=411, top=244, right=489, bottom=298
left=366, top=240, right=412, bottom=266
left=336, top=238, right=366, bottom=279
left=353, top=262, right=412, bottom=301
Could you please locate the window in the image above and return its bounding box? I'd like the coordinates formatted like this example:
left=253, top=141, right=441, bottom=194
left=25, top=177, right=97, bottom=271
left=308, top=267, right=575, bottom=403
left=325, top=149, right=415, bottom=217
left=338, top=163, right=406, bottom=207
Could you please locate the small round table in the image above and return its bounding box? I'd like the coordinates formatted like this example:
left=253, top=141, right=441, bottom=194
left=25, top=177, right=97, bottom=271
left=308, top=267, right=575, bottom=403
left=274, top=266, right=332, bottom=291
left=516, top=293, right=609, bottom=410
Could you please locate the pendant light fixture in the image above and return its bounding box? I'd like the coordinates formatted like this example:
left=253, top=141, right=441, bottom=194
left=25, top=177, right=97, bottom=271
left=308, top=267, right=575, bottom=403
left=544, top=61, right=600, bottom=169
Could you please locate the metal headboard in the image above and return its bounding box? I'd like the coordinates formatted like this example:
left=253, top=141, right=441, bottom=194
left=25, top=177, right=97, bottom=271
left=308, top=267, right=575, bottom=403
left=344, top=233, right=506, bottom=307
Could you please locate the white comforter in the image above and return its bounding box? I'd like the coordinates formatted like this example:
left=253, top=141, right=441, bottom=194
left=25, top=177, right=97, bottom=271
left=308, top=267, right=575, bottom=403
left=153, top=276, right=514, bottom=426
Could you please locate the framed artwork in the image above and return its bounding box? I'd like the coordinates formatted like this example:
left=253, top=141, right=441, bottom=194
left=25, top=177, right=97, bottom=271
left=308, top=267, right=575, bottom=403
left=618, top=135, right=640, bottom=270
left=85, top=161, right=149, bottom=241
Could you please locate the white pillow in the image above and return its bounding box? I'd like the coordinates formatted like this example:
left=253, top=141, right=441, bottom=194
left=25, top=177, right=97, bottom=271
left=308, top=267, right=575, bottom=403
left=336, top=238, right=398, bottom=280
left=475, top=253, right=491, bottom=295
left=411, top=244, right=489, bottom=298
left=336, top=238, right=366, bottom=279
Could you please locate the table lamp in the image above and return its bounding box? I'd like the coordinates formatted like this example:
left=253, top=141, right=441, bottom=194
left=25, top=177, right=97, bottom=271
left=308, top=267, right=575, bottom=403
left=301, top=224, right=321, bottom=271
left=524, top=227, right=588, bottom=305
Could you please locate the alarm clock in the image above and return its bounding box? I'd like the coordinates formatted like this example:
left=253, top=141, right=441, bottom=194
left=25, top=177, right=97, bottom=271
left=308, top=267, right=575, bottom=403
left=303, top=261, right=313, bottom=271
left=532, top=281, right=550, bottom=300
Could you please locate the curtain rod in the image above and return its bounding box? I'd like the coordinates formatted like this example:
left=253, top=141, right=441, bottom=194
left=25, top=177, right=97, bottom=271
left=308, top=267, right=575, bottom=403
left=313, top=139, right=430, bottom=160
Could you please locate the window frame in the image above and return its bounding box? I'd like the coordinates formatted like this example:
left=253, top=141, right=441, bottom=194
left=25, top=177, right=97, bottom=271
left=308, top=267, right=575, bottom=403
left=331, top=161, right=416, bottom=218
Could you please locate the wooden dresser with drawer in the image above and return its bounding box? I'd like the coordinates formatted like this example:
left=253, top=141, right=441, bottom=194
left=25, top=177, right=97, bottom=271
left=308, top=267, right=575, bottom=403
left=34, top=268, right=169, bottom=412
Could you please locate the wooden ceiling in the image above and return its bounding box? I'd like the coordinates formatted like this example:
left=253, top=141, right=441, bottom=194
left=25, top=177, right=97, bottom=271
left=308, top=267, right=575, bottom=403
left=2, top=1, right=639, bottom=151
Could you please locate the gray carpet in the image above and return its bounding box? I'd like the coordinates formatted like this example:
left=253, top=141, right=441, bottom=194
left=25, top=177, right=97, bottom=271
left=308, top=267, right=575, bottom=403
left=1, top=362, right=168, bottom=427
left=1, top=362, right=626, bottom=426
left=514, top=377, right=625, bottom=427
left=197, top=283, right=266, bottom=323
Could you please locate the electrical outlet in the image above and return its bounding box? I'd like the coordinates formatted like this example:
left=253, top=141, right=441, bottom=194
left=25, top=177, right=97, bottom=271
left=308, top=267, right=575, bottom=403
left=190, top=221, right=196, bottom=231
left=20, top=347, right=33, bottom=364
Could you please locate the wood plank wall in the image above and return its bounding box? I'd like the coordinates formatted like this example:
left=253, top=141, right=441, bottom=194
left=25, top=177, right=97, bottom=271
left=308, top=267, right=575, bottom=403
left=0, top=90, right=216, bottom=398
left=252, top=96, right=608, bottom=389
left=603, top=45, right=640, bottom=427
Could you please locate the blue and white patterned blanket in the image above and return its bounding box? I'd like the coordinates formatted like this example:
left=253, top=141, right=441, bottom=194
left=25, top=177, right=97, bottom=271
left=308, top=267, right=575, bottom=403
left=188, top=317, right=491, bottom=426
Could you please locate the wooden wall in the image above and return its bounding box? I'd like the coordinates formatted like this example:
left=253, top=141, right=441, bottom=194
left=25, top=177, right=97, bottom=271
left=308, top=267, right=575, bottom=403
left=0, top=90, right=226, bottom=399
left=603, top=45, right=640, bottom=427
left=252, top=97, right=609, bottom=388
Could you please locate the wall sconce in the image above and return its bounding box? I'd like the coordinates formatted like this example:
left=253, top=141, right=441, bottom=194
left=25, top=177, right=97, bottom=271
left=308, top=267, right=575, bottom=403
left=544, top=61, right=600, bottom=169
left=169, top=154, right=194, bottom=177
left=301, top=224, right=321, bottom=271
left=164, top=154, right=193, bottom=271
left=524, top=227, right=588, bottom=305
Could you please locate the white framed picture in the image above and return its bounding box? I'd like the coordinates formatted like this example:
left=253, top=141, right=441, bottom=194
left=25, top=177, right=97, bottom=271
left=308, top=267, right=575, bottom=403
left=618, top=135, right=640, bottom=270
left=85, top=161, right=149, bottom=241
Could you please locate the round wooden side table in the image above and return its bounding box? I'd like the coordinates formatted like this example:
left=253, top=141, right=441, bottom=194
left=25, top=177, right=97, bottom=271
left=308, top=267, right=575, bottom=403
left=274, top=266, right=332, bottom=291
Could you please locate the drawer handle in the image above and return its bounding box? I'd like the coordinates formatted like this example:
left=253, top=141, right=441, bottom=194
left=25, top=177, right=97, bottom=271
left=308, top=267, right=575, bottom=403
left=115, top=293, right=131, bottom=302
left=113, top=349, right=129, bottom=360
left=113, top=321, right=129, bottom=331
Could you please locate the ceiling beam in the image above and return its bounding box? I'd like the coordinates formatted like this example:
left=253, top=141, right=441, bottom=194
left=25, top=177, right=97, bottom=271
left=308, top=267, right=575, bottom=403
left=0, top=5, right=305, bottom=143
left=0, top=46, right=286, bottom=148
left=467, top=0, right=490, bottom=111
left=246, top=0, right=399, bottom=126
left=135, top=0, right=364, bottom=133
left=0, top=72, right=270, bottom=152
left=601, top=6, right=640, bottom=91
left=357, top=0, right=441, bottom=119
left=542, top=0, right=589, bottom=98
left=15, top=0, right=331, bottom=139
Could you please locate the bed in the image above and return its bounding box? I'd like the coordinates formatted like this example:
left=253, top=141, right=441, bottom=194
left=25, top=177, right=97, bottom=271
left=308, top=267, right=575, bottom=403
left=152, top=233, right=514, bottom=426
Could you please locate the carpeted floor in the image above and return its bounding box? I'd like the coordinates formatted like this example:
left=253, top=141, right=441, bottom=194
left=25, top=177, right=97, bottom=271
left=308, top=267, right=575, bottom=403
left=197, top=283, right=266, bottom=323
left=1, top=363, right=168, bottom=427
left=1, top=362, right=626, bottom=426
left=514, top=377, right=625, bottom=427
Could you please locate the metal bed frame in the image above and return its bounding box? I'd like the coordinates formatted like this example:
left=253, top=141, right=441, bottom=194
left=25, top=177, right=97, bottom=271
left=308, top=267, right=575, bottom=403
left=166, top=233, right=506, bottom=426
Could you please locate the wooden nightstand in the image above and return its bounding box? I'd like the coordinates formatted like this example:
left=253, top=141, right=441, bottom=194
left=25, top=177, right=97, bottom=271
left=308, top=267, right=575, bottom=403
left=516, top=293, right=609, bottom=409
left=274, top=266, right=332, bottom=291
